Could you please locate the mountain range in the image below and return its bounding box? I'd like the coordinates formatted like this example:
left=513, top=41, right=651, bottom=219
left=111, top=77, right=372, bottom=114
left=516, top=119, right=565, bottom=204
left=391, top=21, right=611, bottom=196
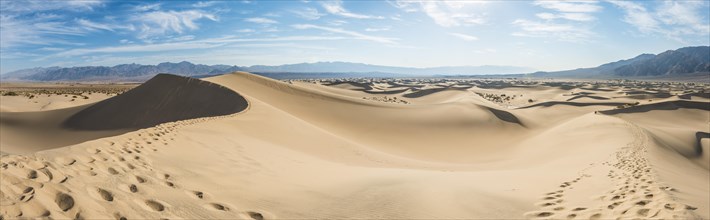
left=1, top=62, right=536, bottom=81
left=2, top=46, right=708, bottom=81
left=531, top=46, right=709, bottom=79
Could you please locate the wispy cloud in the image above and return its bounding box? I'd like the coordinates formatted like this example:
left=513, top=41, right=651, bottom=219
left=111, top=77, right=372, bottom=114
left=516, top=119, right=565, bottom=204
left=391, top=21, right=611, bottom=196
left=292, top=24, right=397, bottom=44
left=0, top=0, right=104, bottom=12
left=535, top=12, right=596, bottom=22
left=533, top=0, right=601, bottom=22
left=292, top=7, right=325, bottom=20
left=448, top=32, right=478, bottom=41
left=609, top=0, right=709, bottom=42
left=534, top=1, right=602, bottom=13
left=192, top=1, right=217, bottom=8
left=134, top=3, right=161, bottom=11
left=1, top=14, right=89, bottom=48
left=512, top=19, right=594, bottom=42
left=321, top=0, right=384, bottom=19
left=0, top=0, right=107, bottom=48
left=392, top=1, right=486, bottom=27
left=245, top=17, right=278, bottom=24
left=77, top=18, right=135, bottom=32
left=365, top=27, right=391, bottom=32
left=512, top=0, right=601, bottom=42
left=134, top=10, right=218, bottom=40
left=43, top=35, right=352, bottom=58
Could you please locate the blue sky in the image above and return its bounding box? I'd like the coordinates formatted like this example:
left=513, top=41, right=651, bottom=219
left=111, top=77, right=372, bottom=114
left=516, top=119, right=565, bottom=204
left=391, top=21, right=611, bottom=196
left=1, top=0, right=708, bottom=74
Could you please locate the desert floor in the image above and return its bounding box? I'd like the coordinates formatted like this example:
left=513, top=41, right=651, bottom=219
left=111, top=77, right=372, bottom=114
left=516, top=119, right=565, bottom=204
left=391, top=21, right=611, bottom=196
left=1, top=72, right=708, bottom=219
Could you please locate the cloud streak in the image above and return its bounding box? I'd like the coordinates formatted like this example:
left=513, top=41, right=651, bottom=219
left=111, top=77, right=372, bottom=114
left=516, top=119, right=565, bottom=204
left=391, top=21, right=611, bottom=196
left=321, top=0, right=384, bottom=19
left=392, top=1, right=487, bottom=27
left=245, top=17, right=278, bottom=24
left=292, top=24, right=397, bottom=44
left=448, top=33, right=478, bottom=41
left=133, top=10, right=218, bottom=40
left=609, top=0, right=709, bottom=42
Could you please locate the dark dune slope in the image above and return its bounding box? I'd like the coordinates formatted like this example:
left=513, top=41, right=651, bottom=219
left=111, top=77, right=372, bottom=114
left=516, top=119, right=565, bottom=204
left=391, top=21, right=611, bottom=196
left=600, top=100, right=709, bottom=115
left=63, top=74, right=248, bottom=130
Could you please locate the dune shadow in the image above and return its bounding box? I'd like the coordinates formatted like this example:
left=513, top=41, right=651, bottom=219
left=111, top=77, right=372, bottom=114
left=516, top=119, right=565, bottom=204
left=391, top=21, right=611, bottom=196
left=485, top=107, right=524, bottom=126
left=695, top=132, right=710, bottom=157
left=599, top=100, right=709, bottom=115
left=518, top=101, right=629, bottom=109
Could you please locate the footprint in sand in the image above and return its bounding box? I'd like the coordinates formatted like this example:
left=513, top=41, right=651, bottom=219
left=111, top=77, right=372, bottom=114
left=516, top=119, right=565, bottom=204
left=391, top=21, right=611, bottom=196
left=143, top=199, right=165, bottom=212
left=247, top=211, right=265, bottom=220
left=88, top=187, right=114, bottom=202
left=55, top=192, right=74, bottom=211
left=204, top=203, right=230, bottom=211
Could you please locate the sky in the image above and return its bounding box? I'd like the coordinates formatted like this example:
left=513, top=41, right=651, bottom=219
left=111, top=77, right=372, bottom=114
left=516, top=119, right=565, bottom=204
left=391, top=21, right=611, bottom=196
left=1, top=0, right=709, bottom=74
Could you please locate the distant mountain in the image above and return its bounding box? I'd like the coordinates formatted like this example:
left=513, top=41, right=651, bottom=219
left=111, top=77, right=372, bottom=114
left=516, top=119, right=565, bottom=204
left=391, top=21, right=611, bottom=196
left=1, top=61, right=534, bottom=81
left=247, top=62, right=534, bottom=75
left=614, top=47, right=710, bottom=77
left=1, top=61, right=242, bottom=81
left=532, top=46, right=709, bottom=79
left=4, top=46, right=706, bottom=82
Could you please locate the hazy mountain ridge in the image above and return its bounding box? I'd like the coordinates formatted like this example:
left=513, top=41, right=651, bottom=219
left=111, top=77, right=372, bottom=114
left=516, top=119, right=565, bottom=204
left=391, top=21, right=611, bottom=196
left=614, top=47, right=710, bottom=77
left=532, top=46, right=709, bottom=78
left=2, top=62, right=533, bottom=81
left=2, top=46, right=707, bottom=81
left=4, top=61, right=243, bottom=81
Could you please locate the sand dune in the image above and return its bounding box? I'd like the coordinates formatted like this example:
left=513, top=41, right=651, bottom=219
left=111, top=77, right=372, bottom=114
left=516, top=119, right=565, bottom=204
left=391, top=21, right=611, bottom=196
left=0, top=74, right=248, bottom=153
left=64, top=74, right=248, bottom=130
left=1, top=72, right=708, bottom=219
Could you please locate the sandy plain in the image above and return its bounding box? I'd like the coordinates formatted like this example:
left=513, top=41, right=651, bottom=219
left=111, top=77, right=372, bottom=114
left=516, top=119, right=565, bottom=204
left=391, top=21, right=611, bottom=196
left=0, top=72, right=708, bottom=219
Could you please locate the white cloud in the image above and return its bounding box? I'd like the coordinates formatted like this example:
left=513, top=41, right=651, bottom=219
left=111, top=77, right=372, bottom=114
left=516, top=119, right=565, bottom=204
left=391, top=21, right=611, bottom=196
left=292, top=7, right=324, bottom=20
left=292, top=24, right=397, bottom=44
left=0, top=0, right=104, bottom=12
left=608, top=1, right=658, bottom=33
left=533, top=1, right=601, bottom=22
left=327, top=20, right=349, bottom=26
left=393, top=1, right=486, bottom=27
left=77, top=18, right=135, bottom=32
left=1, top=14, right=89, bottom=48
left=448, top=32, right=478, bottom=41
left=237, top=29, right=255, bottom=33
left=512, top=19, right=594, bottom=42
left=0, top=1, right=108, bottom=48
left=533, top=1, right=602, bottom=13
left=134, top=10, right=218, bottom=39
left=245, top=17, right=278, bottom=24
left=134, top=3, right=161, bottom=11
left=321, top=0, right=384, bottom=19
left=44, top=35, right=352, bottom=58
left=656, top=1, right=709, bottom=35
left=536, top=12, right=596, bottom=21
left=365, top=27, right=391, bottom=32
left=609, top=0, right=709, bottom=41
left=192, top=1, right=217, bottom=8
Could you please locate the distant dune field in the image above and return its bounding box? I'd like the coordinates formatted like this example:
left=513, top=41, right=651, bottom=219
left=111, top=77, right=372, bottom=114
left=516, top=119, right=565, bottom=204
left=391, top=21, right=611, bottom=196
left=1, top=72, right=708, bottom=219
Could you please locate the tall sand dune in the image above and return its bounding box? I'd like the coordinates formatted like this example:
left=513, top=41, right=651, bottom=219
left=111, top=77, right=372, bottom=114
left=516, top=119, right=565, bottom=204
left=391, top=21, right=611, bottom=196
left=63, top=74, right=248, bottom=130
left=0, top=74, right=248, bottom=153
